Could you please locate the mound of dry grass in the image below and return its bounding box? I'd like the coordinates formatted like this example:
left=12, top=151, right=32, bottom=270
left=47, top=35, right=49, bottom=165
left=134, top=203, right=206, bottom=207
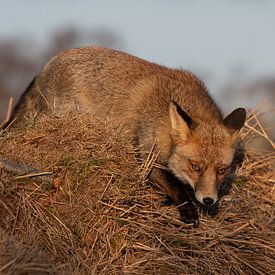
left=0, top=111, right=274, bottom=274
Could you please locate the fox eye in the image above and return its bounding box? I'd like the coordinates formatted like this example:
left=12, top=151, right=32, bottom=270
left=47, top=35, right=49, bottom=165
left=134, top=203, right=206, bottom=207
left=217, top=167, right=226, bottom=175
left=192, top=164, right=201, bottom=173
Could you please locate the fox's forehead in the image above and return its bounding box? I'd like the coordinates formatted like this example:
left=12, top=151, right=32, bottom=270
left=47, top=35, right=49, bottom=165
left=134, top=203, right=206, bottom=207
left=183, top=124, right=234, bottom=164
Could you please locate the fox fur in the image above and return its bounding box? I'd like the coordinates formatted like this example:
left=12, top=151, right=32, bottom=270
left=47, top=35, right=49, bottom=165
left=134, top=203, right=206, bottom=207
left=5, top=47, right=246, bottom=224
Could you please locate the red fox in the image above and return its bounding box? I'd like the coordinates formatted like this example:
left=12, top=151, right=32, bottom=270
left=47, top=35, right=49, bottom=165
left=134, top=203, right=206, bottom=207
left=5, top=47, right=246, bottom=225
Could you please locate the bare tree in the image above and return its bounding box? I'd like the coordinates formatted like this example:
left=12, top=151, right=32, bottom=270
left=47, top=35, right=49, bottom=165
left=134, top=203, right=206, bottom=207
left=0, top=27, right=123, bottom=120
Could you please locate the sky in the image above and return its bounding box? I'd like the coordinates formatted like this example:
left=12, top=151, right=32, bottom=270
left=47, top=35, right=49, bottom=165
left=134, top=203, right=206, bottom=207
left=1, top=0, right=275, bottom=92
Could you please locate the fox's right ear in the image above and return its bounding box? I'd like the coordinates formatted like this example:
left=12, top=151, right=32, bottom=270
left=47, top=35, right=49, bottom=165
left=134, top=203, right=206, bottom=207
left=223, top=108, right=246, bottom=132
left=169, top=101, right=193, bottom=141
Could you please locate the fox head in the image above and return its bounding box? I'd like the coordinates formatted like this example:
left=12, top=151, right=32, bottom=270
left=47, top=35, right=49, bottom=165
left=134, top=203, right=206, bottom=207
left=168, top=101, right=246, bottom=206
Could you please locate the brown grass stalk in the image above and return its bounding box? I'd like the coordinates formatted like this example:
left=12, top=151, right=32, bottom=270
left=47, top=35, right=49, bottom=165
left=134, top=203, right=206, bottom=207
left=0, top=109, right=274, bottom=274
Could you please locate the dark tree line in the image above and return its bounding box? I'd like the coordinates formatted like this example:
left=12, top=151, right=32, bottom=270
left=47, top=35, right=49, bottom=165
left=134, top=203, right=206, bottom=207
left=0, top=27, right=123, bottom=119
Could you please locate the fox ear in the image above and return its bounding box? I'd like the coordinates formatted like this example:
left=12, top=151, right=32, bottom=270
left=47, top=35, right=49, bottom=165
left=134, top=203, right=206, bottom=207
left=223, top=108, right=246, bottom=131
left=169, top=101, right=193, bottom=140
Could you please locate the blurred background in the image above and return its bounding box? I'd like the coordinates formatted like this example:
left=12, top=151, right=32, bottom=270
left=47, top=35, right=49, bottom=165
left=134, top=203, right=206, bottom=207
left=0, top=0, right=274, bottom=144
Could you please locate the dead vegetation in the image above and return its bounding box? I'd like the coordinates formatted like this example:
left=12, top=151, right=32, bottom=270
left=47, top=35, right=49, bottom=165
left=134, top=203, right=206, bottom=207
left=0, top=109, right=274, bottom=274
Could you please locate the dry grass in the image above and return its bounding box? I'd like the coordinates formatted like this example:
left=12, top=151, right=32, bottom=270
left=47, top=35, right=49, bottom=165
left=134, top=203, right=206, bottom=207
left=0, top=110, right=274, bottom=274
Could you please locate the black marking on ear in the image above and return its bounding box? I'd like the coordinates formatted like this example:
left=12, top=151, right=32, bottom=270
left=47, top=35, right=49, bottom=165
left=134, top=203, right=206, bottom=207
left=224, top=108, right=246, bottom=131
left=172, top=101, right=193, bottom=129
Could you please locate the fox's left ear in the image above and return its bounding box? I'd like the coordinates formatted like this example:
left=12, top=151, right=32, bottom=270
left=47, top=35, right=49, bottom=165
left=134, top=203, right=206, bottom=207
left=223, top=108, right=246, bottom=132
left=169, top=101, right=194, bottom=141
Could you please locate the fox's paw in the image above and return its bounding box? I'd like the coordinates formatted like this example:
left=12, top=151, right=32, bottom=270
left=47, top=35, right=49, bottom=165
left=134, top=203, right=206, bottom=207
left=162, top=195, right=174, bottom=206
left=180, top=213, right=200, bottom=227
left=207, top=203, right=219, bottom=217
left=178, top=203, right=199, bottom=226
left=201, top=202, right=219, bottom=217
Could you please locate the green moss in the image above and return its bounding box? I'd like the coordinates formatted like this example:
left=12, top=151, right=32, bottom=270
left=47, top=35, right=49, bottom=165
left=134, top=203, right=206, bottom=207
left=116, top=219, right=128, bottom=227
left=169, top=238, right=188, bottom=248
left=234, top=176, right=247, bottom=188
left=42, top=181, right=53, bottom=191
left=159, top=262, right=183, bottom=274
left=73, top=225, right=83, bottom=241
left=89, top=159, right=106, bottom=166
left=58, top=157, right=73, bottom=167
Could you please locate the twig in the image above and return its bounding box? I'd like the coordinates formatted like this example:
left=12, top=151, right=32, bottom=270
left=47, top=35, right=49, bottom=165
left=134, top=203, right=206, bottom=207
left=0, top=158, right=53, bottom=183
left=251, top=109, right=275, bottom=149
left=0, top=256, right=19, bottom=272
left=14, top=172, right=53, bottom=180
left=0, top=97, right=14, bottom=130
left=97, top=174, right=114, bottom=202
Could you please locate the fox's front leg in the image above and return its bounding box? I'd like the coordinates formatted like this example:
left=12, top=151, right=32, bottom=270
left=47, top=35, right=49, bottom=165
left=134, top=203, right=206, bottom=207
left=170, top=182, right=199, bottom=225
left=176, top=196, right=199, bottom=225
left=149, top=168, right=199, bottom=225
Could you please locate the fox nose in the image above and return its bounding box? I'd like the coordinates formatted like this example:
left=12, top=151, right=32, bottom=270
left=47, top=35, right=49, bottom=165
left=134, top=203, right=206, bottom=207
left=203, top=197, right=214, bottom=206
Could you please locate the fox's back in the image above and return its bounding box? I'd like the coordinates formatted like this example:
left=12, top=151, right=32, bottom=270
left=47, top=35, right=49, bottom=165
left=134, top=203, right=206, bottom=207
left=38, top=47, right=164, bottom=110
left=36, top=47, right=222, bottom=125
